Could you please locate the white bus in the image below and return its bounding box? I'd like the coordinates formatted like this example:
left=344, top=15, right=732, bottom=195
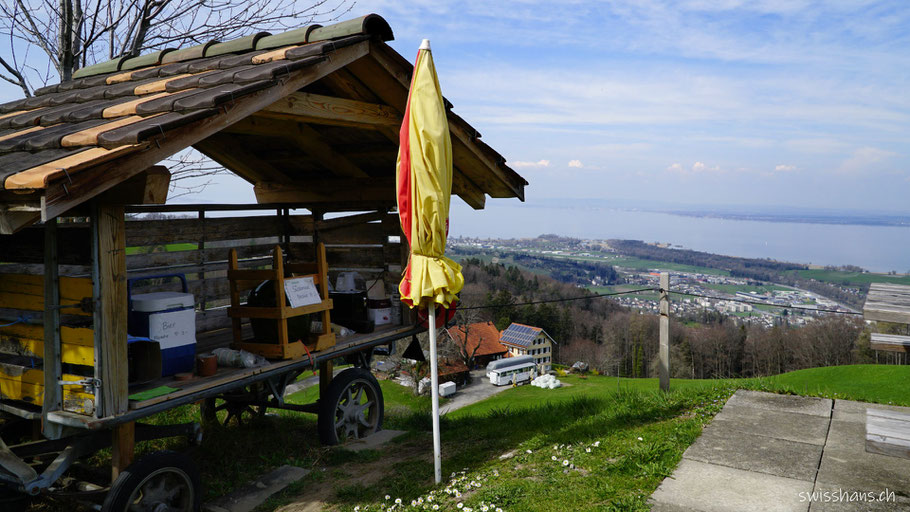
left=486, top=356, right=537, bottom=386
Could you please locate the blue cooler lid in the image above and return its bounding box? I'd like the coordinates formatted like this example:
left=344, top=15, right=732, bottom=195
left=132, top=292, right=194, bottom=312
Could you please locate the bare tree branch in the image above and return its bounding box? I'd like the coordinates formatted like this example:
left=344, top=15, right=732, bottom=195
left=0, top=53, right=30, bottom=97
left=1, top=0, right=354, bottom=197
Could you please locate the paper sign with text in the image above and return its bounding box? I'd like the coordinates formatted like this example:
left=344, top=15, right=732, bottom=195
left=284, top=276, right=322, bottom=308
left=148, top=309, right=196, bottom=349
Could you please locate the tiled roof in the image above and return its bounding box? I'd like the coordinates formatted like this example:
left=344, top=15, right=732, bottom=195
left=499, top=323, right=543, bottom=348
left=0, top=13, right=529, bottom=235
left=0, top=14, right=392, bottom=193
left=447, top=321, right=508, bottom=356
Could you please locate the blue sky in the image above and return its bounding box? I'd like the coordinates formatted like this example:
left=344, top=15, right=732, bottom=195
left=362, top=0, right=910, bottom=213
left=1, top=0, right=907, bottom=214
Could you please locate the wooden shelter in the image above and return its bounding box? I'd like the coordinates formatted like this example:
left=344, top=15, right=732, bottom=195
left=0, top=13, right=526, bottom=504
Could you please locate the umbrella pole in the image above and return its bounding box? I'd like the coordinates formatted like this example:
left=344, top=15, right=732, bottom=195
left=428, top=305, right=442, bottom=484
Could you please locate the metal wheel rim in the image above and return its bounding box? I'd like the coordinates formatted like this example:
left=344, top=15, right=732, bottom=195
left=333, top=378, right=380, bottom=442
left=125, top=466, right=194, bottom=512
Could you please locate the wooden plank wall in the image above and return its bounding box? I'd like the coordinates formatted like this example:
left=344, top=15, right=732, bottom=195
left=0, top=209, right=406, bottom=411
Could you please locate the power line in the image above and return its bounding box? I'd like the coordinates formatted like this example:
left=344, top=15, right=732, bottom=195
left=456, top=285, right=863, bottom=317
left=458, top=287, right=659, bottom=310
left=666, top=290, right=863, bottom=316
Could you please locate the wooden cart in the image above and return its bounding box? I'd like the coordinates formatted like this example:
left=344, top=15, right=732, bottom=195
left=0, top=13, right=526, bottom=512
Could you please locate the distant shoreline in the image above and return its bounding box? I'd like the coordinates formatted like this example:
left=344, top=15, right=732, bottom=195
left=661, top=210, right=910, bottom=228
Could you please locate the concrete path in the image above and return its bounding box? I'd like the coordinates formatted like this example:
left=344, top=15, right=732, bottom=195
left=650, top=390, right=910, bottom=511
left=440, top=370, right=511, bottom=414
left=204, top=465, right=310, bottom=512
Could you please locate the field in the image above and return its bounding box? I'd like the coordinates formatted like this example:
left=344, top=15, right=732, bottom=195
left=787, top=269, right=910, bottom=287
left=603, top=255, right=730, bottom=276
left=700, top=283, right=792, bottom=294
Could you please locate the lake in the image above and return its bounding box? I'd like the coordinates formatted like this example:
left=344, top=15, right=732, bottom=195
left=449, top=201, right=910, bottom=273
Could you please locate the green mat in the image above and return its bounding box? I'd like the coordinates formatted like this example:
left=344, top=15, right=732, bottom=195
left=129, top=386, right=180, bottom=401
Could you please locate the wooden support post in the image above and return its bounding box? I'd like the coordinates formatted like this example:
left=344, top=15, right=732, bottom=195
left=92, top=203, right=129, bottom=417
left=43, top=217, right=65, bottom=440
left=111, top=421, right=135, bottom=482
left=319, top=361, right=333, bottom=399
left=198, top=209, right=207, bottom=310
left=659, top=272, right=670, bottom=392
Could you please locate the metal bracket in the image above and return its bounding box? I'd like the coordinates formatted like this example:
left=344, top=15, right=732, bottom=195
left=58, top=378, right=101, bottom=395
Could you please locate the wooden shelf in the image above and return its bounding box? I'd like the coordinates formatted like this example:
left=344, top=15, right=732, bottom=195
left=227, top=243, right=335, bottom=359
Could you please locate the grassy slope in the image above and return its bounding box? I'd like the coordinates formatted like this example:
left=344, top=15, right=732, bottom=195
left=71, top=365, right=909, bottom=512
left=760, top=364, right=910, bottom=405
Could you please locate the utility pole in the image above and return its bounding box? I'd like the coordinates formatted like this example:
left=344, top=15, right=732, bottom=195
left=659, top=272, right=670, bottom=392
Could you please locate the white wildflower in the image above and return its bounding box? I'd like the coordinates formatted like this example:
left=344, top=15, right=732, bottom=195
left=525, top=449, right=532, bottom=454
left=386, top=495, right=391, bottom=500
left=433, top=506, right=439, bottom=511
left=586, top=448, right=591, bottom=453
left=551, top=455, right=558, bottom=461
left=457, top=504, right=464, bottom=509
left=593, top=441, right=600, bottom=447
left=637, top=437, right=643, bottom=441
left=562, top=460, right=569, bottom=466
left=396, top=498, right=402, bottom=504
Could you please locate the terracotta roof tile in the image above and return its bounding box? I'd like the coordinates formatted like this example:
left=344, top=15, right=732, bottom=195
left=447, top=322, right=508, bottom=357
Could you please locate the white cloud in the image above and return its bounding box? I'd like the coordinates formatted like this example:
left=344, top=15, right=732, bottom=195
left=667, top=161, right=722, bottom=175
left=568, top=160, right=584, bottom=168
left=838, top=147, right=897, bottom=174
left=774, top=164, right=797, bottom=172
left=510, top=159, right=550, bottom=169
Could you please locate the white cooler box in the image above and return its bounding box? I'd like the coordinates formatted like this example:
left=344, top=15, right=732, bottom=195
left=128, top=290, right=196, bottom=376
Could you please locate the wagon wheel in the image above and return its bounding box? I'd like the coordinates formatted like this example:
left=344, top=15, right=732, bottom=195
left=101, top=450, right=201, bottom=512
left=221, top=400, right=267, bottom=426
left=318, top=367, right=384, bottom=445
left=201, top=397, right=268, bottom=427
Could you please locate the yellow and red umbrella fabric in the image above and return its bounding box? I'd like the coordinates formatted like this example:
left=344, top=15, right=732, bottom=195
left=396, top=39, right=464, bottom=312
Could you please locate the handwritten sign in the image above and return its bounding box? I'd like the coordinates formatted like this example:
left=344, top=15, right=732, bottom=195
left=148, top=309, right=195, bottom=349
left=285, top=276, right=322, bottom=308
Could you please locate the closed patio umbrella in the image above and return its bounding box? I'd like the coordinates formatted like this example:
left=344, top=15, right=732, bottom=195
left=396, top=38, right=463, bottom=484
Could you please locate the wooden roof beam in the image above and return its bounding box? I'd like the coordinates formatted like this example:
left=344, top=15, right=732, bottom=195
left=254, top=177, right=395, bottom=205
left=224, top=117, right=368, bottom=178
left=258, top=92, right=401, bottom=130
left=194, top=133, right=294, bottom=184
left=452, top=167, right=485, bottom=210
left=0, top=203, right=41, bottom=235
